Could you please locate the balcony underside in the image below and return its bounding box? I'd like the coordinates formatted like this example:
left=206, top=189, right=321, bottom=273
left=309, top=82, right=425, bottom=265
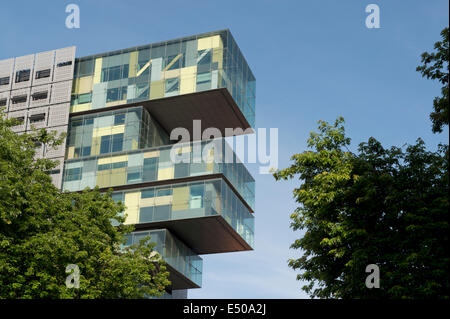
left=134, top=215, right=253, bottom=255
left=70, top=88, right=252, bottom=140
left=166, top=264, right=200, bottom=290
left=143, top=88, right=252, bottom=139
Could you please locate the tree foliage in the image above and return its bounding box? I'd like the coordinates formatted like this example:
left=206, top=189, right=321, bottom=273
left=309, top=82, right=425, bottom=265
left=416, top=27, right=449, bottom=133
left=0, top=111, right=170, bottom=298
left=273, top=117, right=449, bottom=298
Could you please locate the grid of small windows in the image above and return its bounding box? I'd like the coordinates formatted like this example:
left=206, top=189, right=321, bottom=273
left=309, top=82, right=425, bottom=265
left=0, top=47, right=75, bottom=193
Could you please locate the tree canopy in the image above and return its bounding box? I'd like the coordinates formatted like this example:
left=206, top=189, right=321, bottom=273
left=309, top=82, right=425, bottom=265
left=0, top=111, right=170, bottom=298
left=273, top=117, right=449, bottom=298
left=417, top=27, right=449, bottom=133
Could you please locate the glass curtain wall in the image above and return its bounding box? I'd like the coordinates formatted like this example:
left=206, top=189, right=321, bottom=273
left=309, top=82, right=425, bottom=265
left=70, top=30, right=255, bottom=127
left=112, top=179, right=254, bottom=249
left=62, top=139, right=255, bottom=210
left=65, top=106, right=169, bottom=160
left=123, top=229, right=203, bottom=287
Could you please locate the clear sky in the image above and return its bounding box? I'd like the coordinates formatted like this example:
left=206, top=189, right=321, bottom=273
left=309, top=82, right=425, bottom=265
left=1, top=0, right=448, bottom=298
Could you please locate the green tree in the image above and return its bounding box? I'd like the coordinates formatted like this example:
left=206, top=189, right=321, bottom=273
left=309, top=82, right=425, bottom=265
left=416, top=27, right=449, bottom=133
left=273, top=118, right=449, bottom=298
left=0, top=111, right=170, bottom=298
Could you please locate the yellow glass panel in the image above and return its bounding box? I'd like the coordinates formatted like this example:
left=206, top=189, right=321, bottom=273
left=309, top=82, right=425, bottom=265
left=92, top=124, right=125, bottom=138
left=198, top=35, right=222, bottom=50
left=205, top=148, right=214, bottom=172
left=128, top=51, right=138, bottom=78
left=92, top=127, right=110, bottom=138
left=111, top=125, right=125, bottom=135
left=73, top=76, right=93, bottom=95
left=70, top=103, right=92, bottom=113
left=132, top=138, right=138, bottom=150
left=213, top=49, right=223, bottom=69
left=106, top=100, right=127, bottom=107
left=180, top=66, right=197, bottom=94
left=212, top=35, right=223, bottom=49
left=97, top=155, right=128, bottom=165
left=110, top=167, right=127, bottom=186
left=144, top=150, right=160, bottom=158
left=96, top=170, right=111, bottom=188
left=157, top=167, right=174, bottom=180
left=172, top=186, right=189, bottom=211
left=154, top=195, right=172, bottom=206
left=67, top=146, right=75, bottom=159
left=140, top=197, right=155, bottom=207
left=93, top=57, right=102, bottom=84
left=91, top=136, right=100, bottom=155
left=124, top=192, right=140, bottom=224
left=163, top=69, right=180, bottom=79
left=215, top=196, right=222, bottom=214
left=178, top=145, right=192, bottom=153
left=150, top=80, right=164, bottom=99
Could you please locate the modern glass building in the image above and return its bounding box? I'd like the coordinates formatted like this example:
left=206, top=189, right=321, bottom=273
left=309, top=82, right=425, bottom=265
left=0, top=29, right=255, bottom=298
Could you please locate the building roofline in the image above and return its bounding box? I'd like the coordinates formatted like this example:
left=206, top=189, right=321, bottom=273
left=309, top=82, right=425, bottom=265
left=75, top=29, right=232, bottom=61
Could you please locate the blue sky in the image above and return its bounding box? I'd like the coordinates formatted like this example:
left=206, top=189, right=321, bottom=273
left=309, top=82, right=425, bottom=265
left=1, top=0, right=448, bottom=298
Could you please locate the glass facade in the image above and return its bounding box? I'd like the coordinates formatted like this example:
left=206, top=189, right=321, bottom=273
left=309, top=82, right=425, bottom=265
left=62, top=139, right=255, bottom=210
left=123, top=229, right=202, bottom=287
left=112, top=179, right=254, bottom=249
left=70, top=30, right=255, bottom=127
left=56, top=30, right=256, bottom=292
left=65, top=106, right=169, bottom=160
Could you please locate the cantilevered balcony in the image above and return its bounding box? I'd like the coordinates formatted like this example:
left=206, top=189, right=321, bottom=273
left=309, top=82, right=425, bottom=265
left=122, top=229, right=202, bottom=289
left=112, top=178, right=254, bottom=255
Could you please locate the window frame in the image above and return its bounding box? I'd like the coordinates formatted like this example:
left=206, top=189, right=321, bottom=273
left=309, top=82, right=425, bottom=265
left=15, top=69, right=31, bottom=83
left=35, top=69, right=51, bottom=79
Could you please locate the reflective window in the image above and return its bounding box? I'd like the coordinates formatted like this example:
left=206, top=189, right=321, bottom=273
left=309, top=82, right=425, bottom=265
left=165, top=78, right=179, bottom=94
left=100, top=135, right=111, bottom=154
left=65, top=167, right=82, bottom=181
left=114, top=113, right=125, bottom=125
left=15, top=69, right=30, bottom=83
